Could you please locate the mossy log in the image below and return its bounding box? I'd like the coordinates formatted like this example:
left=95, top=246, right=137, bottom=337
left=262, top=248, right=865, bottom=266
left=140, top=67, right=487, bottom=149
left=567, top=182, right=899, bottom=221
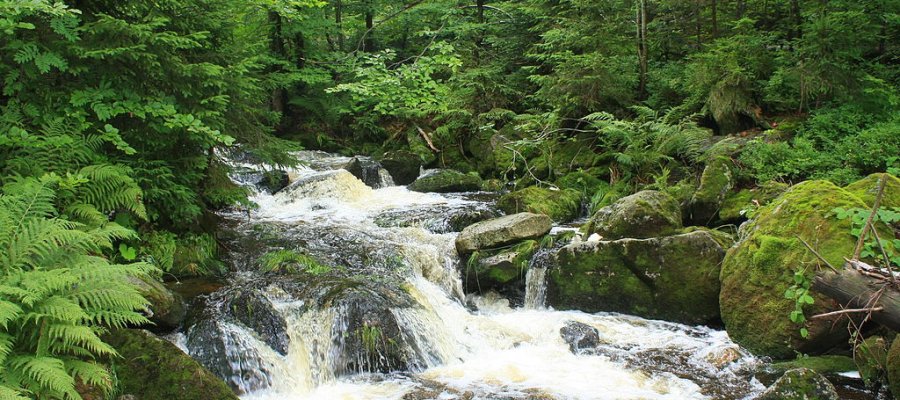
left=812, top=264, right=900, bottom=332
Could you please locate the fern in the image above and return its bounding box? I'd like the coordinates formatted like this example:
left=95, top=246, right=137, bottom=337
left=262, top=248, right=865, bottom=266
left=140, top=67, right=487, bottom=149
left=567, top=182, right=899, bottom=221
left=0, top=177, right=152, bottom=399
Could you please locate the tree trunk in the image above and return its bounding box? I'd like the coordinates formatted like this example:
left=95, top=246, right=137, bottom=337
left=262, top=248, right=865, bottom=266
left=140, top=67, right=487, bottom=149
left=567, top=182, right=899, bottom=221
left=711, top=0, right=718, bottom=38
left=789, top=0, right=802, bottom=40
left=637, top=0, right=649, bottom=99
left=335, top=0, right=344, bottom=51
left=268, top=11, right=286, bottom=117
left=364, top=2, right=375, bottom=52
left=813, top=267, right=900, bottom=332
left=694, top=0, right=702, bottom=48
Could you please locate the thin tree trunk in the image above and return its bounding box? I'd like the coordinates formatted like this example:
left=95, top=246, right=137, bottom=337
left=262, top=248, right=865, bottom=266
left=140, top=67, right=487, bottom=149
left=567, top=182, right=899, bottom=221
left=711, top=0, right=718, bottom=38
left=335, top=0, right=344, bottom=51
left=789, top=0, right=802, bottom=40
left=694, top=0, right=702, bottom=48
left=364, top=2, right=375, bottom=52
left=268, top=11, right=286, bottom=117
left=637, top=0, right=648, bottom=99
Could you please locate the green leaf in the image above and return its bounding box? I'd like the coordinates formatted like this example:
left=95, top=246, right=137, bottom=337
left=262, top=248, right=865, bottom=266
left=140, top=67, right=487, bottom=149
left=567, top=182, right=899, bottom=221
left=118, top=244, right=137, bottom=261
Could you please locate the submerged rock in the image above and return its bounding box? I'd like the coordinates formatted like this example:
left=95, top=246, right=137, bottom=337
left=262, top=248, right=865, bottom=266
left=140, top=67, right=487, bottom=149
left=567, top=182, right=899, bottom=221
left=719, top=180, right=878, bottom=358
left=498, top=186, right=582, bottom=223
left=343, top=156, right=393, bottom=188
left=259, top=169, right=290, bottom=194
left=380, top=150, right=423, bottom=185
left=559, top=321, right=600, bottom=353
left=757, top=368, right=840, bottom=400
left=105, top=329, right=238, bottom=400
left=408, top=169, right=483, bottom=193
left=584, top=190, right=682, bottom=240
left=455, top=213, right=551, bottom=255
left=548, top=230, right=725, bottom=324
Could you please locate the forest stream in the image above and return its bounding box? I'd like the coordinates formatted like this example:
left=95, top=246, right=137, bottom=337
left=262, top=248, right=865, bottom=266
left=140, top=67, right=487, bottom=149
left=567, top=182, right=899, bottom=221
left=171, top=151, right=771, bottom=400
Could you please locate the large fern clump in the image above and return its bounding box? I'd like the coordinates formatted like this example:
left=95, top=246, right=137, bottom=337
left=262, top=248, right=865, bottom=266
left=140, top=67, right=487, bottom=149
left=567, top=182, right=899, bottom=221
left=0, top=177, right=151, bottom=399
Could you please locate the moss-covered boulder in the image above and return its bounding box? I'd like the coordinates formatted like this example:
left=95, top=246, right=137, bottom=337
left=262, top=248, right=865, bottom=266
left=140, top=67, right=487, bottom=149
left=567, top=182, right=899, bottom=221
left=106, top=329, right=238, bottom=400
left=129, top=275, right=185, bottom=332
left=498, top=186, right=582, bottom=222
left=547, top=230, right=725, bottom=324
left=719, top=180, right=870, bottom=358
left=762, top=355, right=857, bottom=384
left=757, top=368, right=839, bottom=400
left=855, top=336, right=889, bottom=386
left=456, top=213, right=551, bottom=255
left=463, top=240, right=538, bottom=293
left=845, top=173, right=900, bottom=209
left=380, top=150, right=422, bottom=185
left=687, top=157, right=735, bottom=225
left=887, top=337, right=900, bottom=399
left=719, top=181, right=789, bottom=223
left=584, top=190, right=682, bottom=240
left=556, top=170, right=607, bottom=196
left=408, top=170, right=482, bottom=193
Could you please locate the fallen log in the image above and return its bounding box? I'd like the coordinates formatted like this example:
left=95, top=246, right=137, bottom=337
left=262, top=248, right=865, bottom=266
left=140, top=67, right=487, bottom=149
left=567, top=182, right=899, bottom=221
left=812, top=264, right=900, bottom=331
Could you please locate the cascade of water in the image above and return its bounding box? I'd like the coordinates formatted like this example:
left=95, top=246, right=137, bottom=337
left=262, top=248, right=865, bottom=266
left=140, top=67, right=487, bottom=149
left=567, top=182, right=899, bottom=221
left=182, top=150, right=766, bottom=400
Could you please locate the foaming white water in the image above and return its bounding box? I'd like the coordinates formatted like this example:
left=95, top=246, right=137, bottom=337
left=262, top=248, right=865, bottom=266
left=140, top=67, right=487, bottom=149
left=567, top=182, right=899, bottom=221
left=218, top=151, right=762, bottom=400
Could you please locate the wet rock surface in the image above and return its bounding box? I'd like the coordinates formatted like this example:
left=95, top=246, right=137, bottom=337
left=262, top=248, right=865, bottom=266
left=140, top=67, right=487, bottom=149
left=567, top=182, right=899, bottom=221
left=758, top=368, right=840, bottom=400
left=559, top=321, right=600, bottom=353
left=455, top=213, right=551, bottom=255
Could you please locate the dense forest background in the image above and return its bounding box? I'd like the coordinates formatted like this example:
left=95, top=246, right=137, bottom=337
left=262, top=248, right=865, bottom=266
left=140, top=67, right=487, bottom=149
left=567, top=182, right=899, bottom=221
left=0, top=0, right=898, bottom=397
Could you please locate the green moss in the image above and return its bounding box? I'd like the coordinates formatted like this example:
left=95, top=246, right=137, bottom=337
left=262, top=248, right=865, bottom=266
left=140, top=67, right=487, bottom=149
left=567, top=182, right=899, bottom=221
left=688, top=156, right=735, bottom=224
left=758, top=368, right=840, bottom=400
left=465, top=240, right=538, bottom=292
left=887, top=337, right=900, bottom=398
left=855, top=336, right=889, bottom=386
left=845, top=173, right=900, bottom=209
left=548, top=230, right=724, bottom=324
left=585, top=190, right=682, bottom=239
left=720, top=181, right=789, bottom=222
left=498, top=186, right=582, bottom=222
left=556, top=170, right=607, bottom=197
left=719, top=180, right=869, bottom=358
left=106, top=329, right=238, bottom=400
left=769, top=355, right=856, bottom=376
left=408, top=170, right=483, bottom=193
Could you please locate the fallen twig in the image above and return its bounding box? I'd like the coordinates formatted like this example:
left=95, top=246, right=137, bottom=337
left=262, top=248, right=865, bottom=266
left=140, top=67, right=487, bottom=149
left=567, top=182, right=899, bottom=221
left=811, top=306, right=885, bottom=320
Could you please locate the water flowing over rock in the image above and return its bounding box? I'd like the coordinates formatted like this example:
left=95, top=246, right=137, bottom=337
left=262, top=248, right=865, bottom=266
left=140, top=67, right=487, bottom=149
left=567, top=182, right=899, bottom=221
left=584, top=190, right=682, bottom=240
left=181, top=150, right=767, bottom=400
left=455, top=213, right=551, bottom=255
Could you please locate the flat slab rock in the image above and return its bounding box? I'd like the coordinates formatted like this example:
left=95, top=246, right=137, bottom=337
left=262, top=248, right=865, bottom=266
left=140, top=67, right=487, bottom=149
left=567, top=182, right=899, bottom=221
left=455, top=213, right=551, bottom=255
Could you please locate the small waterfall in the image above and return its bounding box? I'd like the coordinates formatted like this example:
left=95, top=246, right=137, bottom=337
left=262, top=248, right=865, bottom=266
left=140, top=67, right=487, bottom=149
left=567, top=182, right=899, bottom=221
left=185, top=150, right=766, bottom=400
left=524, top=264, right=548, bottom=309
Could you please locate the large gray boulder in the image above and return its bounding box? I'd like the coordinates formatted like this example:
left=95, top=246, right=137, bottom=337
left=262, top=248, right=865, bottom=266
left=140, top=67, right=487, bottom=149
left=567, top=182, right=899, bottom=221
left=455, top=213, right=551, bottom=255
left=584, top=190, right=682, bottom=240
